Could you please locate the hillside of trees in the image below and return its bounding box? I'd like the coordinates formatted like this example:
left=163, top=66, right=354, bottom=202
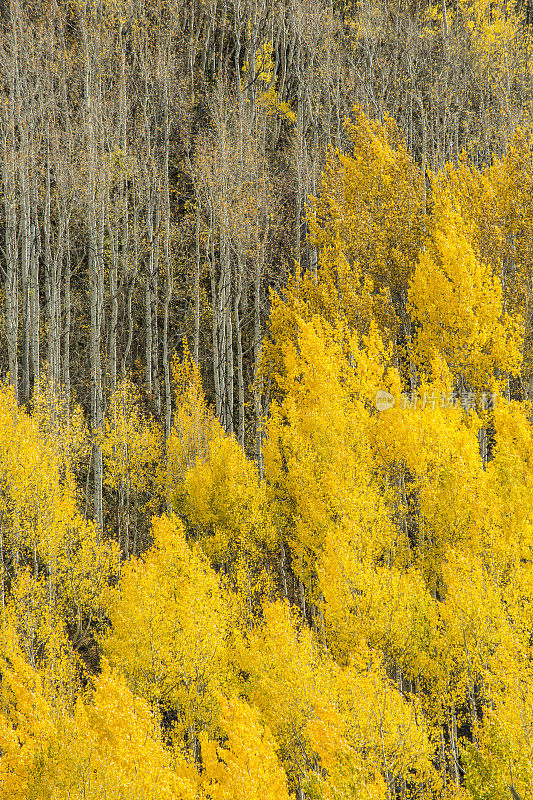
left=3, top=0, right=533, bottom=797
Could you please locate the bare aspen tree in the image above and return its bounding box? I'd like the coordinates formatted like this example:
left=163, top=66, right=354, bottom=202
left=107, top=186, right=119, bottom=396
left=161, top=70, right=173, bottom=442
left=1, top=9, right=19, bottom=399
left=122, top=171, right=139, bottom=380
left=80, top=8, right=104, bottom=533
left=138, top=47, right=164, bottom=413
left=16, top=11, right=39, bottom=405
left=61, top=202, right=71, bottom=405
left=30, top=175, right=40, bottom=390
left=44, top=128, right=66, bottom=396
left=20, top=129, right=31, bottom=402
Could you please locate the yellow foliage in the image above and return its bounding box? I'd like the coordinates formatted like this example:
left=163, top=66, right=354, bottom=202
left=488, top=125, right=533, bottom=379
left=101, top=378, right=162, bottom=500
left=234, top=599, right=326, bottom=790
left=167, top=353, right=219, bottom=492
left=408, top=203, right=522, bottom=388
left=482, top=400, right=533, bottom=570
left=102, top=514, right=228, bottom=743
left=425, top=129, right=533, bottom=382
left=309, top=107, right=426, bottom=312
left=264, top=294, right=397, bottom=592
left=0, top=382, right=118, bottom=664
left=245, top=39, right=296, bottom=123
left=0, top=646, right=197, bottom=800
left=168, top=352, right=276, bottom=616
left=201, top=693, right=289, bottom=800
left=6, top=63, right=533, bottom=798
left=237, top=599, right=437, bottom=797
left=31, top=376, right=91, bottom=479
left=456, top=0, right=522, bottom=91
left=0, top=650, right=57, bottom=800
left=373, top=394, right=484, bottom=557
left=308, top=659, right=437, bottom=799
left=100, top=378, right=163, bottom=553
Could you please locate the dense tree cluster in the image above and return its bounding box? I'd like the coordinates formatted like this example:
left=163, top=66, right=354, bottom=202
left=4, top=0, right=533, bottom=798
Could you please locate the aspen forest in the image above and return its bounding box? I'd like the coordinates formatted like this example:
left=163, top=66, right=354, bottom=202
left=6, top=0, right=533, bottom=797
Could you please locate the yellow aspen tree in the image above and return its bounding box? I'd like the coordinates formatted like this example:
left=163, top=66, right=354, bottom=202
left=201, top=693, right=289, bottom=800
left=234, top=599, right=325, bottom=795
left=464, top=398, right=533, bottom=596
left=371, top=385, right=533, bottom=789
left=462, top=662, right=533, bottom=800
left=408, top=203, right=522, bottom=389
left=251, top=39, right=296, bottom=125
left=373, top=383, right=485, bottom=573
left=430, top=160, right=504, bottom=286
left=78, top=665, right=197, bottom=800
left=0, top=382, right=118, bottom=662
left=308, top=106, right=426, bottom=342
left=0, top=638, right=197, bottom=800
left=102, top=514, right=228, bottom=752
left=237, top=599, right=437, bottom=798
left=433, top=537, right=533, bottom=799
left=418, top=129, right=533, bottom=395
left=167, top=353, right=277, bottom=617
left=487, top=125, right=533, bottom=390
left=31, top=375, right=91, bottom=481
left=263, top=290, right=398, bottom=603
left=307, top=659, right=437, bottom=799
left=3, top=568, right=81, bottom=709
left=174, top=426, right=277, bottom=617
left=166, top=352, right=219, bottom=496
left=100, top=378, right=163, bottom=557
left=455, top=0, right=524, bottom=154
left=0, top=649, right=58, bottom=800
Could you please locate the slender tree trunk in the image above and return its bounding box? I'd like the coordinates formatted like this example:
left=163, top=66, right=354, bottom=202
left=217, top=227, right=228, bottom=430
left=2, top=123, right=18, bottom=398
left=46, top=142, right=64, bottom=396
left=253, top=257, right=263, bottom=476
left=62, top=209, right=71, bottom=405
left=107, top=190, right=119, bottom=396
left=43, top=140, right=53, bottom=381
left=234, top=253, right=245, bottom=447
left=209, top=221, right=222, bottom=421
left=225, top=240, right=233, bottom=435
left=193, top=201, right=201, bottom=365
left=20, top=148, right=31, bottom=402
left=152, top=198, right=161, bottom=415
left=162, top=82, right=172, bottom=441
left=30, top=181, right=40, bottom=389
left=90, top=196, right=105, bottom=535
left=51, top=213, right=63, bottom=394
left=122, top=179, right=138, bottom=379
left=145, top=201, right=153, bottom=398
left=294, top=45, right=303, bottom=265
left=81, top=14, right=104, bottom=533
